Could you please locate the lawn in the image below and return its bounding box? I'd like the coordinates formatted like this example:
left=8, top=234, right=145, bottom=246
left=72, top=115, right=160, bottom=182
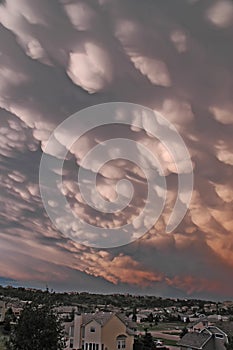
left=137, top=321, right=184, bottom=332
left=162, top=331, right=181, bottom=335
left=162, top=338, right=179, bottom=346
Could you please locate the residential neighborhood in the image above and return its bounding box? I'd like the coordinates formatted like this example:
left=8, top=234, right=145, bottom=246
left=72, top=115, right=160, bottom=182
left=1, top=286, right=233, bottom=349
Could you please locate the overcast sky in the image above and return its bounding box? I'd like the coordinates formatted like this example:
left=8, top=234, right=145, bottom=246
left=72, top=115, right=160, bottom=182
left=0, top=0, right=233, bottom=300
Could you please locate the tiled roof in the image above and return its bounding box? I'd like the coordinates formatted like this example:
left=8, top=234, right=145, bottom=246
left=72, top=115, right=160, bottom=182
left=81, top=312, right=134, bottom=337
left=82, top=312, right=114, bottom=326
left=206, top=326, right=226, bottom=336
left=126, top=328, right=135, bottom=336
left=117, top=313, right=136, bottom=328
left=189, top=318, right=208, bottom=330
left=177, top=332, right=212, bottom=349
left=192, top=317, right=208, bottom=326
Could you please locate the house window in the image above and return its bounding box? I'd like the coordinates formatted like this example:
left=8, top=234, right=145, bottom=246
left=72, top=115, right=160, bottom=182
left=93, top=344, right=96, bottom=350
left=70, top=326, right=74, bottom=337
left=89, top=343, right=92, bottom=350
left=215, top=334, right=224, bottom=339
left=117, top=340, right=126, bottom=349
left=90, top=327, right=96, bottom=332
left=70, top=339, right=74, bottom=349
left=116, top=335, right=127, bottom=350
left=101, top=344, right=104, bottom=350
left=85, top=344, right=88, bottom=350
left=82, top=327, right=85, bottom=338
left=96, top=344, right=99, bottom=350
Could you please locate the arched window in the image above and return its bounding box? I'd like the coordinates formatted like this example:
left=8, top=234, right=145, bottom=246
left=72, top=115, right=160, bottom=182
left=116, top=335, right=127, bottom=349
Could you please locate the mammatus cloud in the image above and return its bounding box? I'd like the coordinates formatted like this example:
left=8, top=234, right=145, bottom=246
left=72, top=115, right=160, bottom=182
left=0, top=0, right=233, bottom=299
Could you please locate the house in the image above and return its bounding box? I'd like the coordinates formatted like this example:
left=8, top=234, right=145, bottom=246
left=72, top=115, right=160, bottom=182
left=54, top=306, right=78, bottom=321
left=179, top=314, right=192, bottom=323
left=207, top=314, right=222, bottom=323
left=177, top=326, right=228, bottom=349
left=12, top=306, right=23, bottom=318
left=0, top=301, right=6, bottom=322
left=188, top=318, right=209, bottom=333
left=64, top=312, right=135, bottom=350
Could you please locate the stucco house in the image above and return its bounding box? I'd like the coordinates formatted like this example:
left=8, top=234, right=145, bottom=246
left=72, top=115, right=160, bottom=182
left=177, top=326, right=228, bottom=350
left=64, top=312, right=135, bottom=350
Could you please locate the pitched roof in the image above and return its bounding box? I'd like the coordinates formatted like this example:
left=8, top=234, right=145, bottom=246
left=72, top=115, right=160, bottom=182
left=177, top=331, right=212, bottom=349
left=126, top=328, right=135, bottom=336
left=206, top=326, right=227, bottom=337
left=189, top=317, right=208, bottom=328
left=82, top=312, right=114, bottom=326
left=81, top=312, right=135, bottom=337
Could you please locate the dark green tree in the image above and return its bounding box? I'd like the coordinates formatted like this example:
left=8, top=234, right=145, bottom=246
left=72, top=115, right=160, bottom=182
left=143, top=331, right=154, bottom=350
left=6, top=302, right=65, bottom=350
left=147, top=312, right=153, bottom=323
left=226, top=336, right=233, bottom=350
left=133, top=331, right=155, bottom=350
left=132, top=307, right=137, bottom=323
left=3, top=317, right=11, bottom=334
left=180, top=327, right=188, bottom=338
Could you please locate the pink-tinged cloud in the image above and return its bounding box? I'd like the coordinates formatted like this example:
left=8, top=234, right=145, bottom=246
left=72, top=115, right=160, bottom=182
left=0, top=0, right=232, bottom=299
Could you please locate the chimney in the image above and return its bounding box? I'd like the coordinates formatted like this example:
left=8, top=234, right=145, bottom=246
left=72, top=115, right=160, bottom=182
left=74, top=313, right=83, bottom=349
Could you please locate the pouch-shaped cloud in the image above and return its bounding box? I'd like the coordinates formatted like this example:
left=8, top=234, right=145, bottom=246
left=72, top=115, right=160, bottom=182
left=170, top=29, right=187, bottom=53
left=131, top=56, right=171, bottom=87
left=159, top=99, right=194, bottom=126
left=206, top=0, right=233, bottom=28
left=210, top=105, right=233, bottom=125
left=64, top=1, right=97, bottom=31
left=68, top=42, right=113, bottom=93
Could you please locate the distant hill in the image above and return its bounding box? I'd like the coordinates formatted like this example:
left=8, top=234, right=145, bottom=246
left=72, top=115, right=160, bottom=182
left=0, top=284, right=214, bottom=309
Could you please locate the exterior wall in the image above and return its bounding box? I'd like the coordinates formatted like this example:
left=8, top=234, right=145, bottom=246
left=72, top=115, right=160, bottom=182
left=62, top=314, right=82, bottom=349
left=102, top=315, right=133, bottom=350
left=73, top=314, right=83, bottom=349
left=84, top=320, right=102, bottom=350
left=203, top=338, right=218, bottom=350
left=213, top=336, right=228, bottom=350
left=64, top=320, right=74, bottom=350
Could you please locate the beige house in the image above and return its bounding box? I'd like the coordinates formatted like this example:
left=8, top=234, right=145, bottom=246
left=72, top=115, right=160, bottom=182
left=64, top=312, right=135, bottom=350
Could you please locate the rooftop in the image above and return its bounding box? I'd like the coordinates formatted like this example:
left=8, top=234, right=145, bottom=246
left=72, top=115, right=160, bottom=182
left=177, top=331, right=211, bottom=349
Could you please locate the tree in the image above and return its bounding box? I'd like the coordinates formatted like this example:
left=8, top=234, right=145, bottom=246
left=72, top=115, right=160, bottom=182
left=132, top=307, right=137, bottom=323
left=142, top=331, right=155, bottom=350
left=3, top=317, right=11, bottom=334
left=2, top=308, right=15, bottom=335
left=6, top=302, right=65, bottom=350
left=134, top=330, right=155, bottom=350
left=147, top=312, right=153, bottom=323
left=226, top=336, right=233, bottom=350
left=180, top=327, right=188, bottom=338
